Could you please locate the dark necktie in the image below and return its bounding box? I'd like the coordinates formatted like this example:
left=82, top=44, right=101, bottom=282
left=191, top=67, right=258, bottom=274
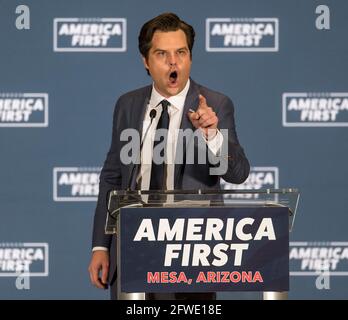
left=149, top=99, right=170, bottom=190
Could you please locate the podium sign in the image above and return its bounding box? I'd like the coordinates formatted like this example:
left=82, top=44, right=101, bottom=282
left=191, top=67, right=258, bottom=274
left=120, top=206, right=289, bottom=293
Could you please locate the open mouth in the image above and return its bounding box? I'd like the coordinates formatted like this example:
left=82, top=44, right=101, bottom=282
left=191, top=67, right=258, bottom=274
left=169, top=71, right=178, bottom=84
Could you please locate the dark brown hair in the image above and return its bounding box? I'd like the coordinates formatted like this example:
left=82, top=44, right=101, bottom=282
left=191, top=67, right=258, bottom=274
left=138, top=12, right=195, bottom=60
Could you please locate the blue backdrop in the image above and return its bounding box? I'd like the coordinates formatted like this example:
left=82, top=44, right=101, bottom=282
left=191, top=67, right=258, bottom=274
left=0, top=0, right=347, bottom=299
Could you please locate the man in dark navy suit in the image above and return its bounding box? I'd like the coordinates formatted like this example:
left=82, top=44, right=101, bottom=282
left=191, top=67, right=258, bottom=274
left=88, top=12, right=250, bottom=300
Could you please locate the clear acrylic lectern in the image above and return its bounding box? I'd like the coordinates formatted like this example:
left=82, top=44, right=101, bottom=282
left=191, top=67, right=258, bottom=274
left=105, top=189, right=300, bottom=301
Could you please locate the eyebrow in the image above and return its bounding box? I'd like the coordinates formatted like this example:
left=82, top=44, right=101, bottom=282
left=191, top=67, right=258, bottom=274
left=153, top=47, right=188, bottom=52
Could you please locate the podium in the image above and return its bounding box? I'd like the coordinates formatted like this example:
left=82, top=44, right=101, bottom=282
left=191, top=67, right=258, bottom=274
left=105, top=189, right=299, bottom=300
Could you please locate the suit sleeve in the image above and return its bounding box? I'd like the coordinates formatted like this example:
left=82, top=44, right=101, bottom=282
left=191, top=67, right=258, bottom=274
left=215, top=96, right=250, bottom=184
left=92, top=99, right=123, bottom=249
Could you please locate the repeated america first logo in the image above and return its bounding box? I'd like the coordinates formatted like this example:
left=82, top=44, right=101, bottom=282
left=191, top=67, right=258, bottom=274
left=0, top=242, right=49, bottom=277
left=290, top=242, right=348, bottom=276
left=221, top=166, right=279, bottom=200
left=53, top=167, right=101, bottom=201
left=282, top=92, right=348, bottom=127
left=53, top=18, right=126, bottom=52
left=206, top=18, right=279, bottom=52
left=0, top=93, right=48, bottom=127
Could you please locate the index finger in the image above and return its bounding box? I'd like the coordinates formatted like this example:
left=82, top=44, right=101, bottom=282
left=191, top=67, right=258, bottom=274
left=199, top=94, right=208, bottom=108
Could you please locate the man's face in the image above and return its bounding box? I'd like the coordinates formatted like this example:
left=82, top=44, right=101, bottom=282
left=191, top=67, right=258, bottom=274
left=143, top=30, right=192, bottom=98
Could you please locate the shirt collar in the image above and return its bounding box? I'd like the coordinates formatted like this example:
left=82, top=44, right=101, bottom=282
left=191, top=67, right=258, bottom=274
left=150, top=79, right=190, bottom=111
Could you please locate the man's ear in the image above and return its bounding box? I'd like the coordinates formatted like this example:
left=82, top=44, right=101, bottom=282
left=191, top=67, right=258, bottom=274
left=142, top=56, right=149, bottom=70
left=142, top=56, right=150, bottom=76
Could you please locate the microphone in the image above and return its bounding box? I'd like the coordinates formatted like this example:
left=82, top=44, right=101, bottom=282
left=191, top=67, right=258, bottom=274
left=126, top=108, right=157, bottom=191
left=142, top=109, right=157, bottom=151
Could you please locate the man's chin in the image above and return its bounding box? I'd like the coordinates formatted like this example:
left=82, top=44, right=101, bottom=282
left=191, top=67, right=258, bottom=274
left=155, top=82, right=186, bottom=98
left=165, top=84, right=185, bottom=97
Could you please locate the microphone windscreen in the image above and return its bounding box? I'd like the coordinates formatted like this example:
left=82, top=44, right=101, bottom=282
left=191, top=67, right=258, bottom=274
left=150, top=109, right=157, bottom=119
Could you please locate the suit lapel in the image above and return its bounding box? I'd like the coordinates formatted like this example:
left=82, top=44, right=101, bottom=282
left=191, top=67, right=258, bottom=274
left=127, top=85, right=152, bottom=189
left=133, top=85, right=152, bottom=134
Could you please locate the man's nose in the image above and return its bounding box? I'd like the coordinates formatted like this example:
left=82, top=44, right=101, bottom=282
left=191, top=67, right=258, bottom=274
left=167, top=53, right=177, bottom=66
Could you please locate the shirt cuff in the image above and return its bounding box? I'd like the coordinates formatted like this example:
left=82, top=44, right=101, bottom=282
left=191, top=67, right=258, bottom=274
left=203, top=129, right=223, bottom=156
left=92, top=246, right=109, bottom=252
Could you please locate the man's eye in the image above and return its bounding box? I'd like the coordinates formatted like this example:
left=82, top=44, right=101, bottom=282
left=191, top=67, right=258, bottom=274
left=157, top=51, right=165, bottom=56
